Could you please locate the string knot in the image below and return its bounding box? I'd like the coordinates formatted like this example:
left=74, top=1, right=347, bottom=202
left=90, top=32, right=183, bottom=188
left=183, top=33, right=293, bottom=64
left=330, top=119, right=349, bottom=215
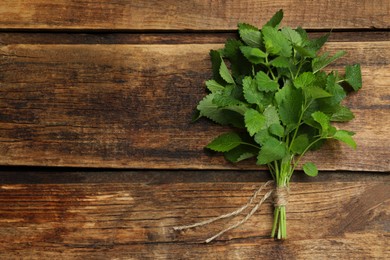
left=273, top=186, right=289, bottom=207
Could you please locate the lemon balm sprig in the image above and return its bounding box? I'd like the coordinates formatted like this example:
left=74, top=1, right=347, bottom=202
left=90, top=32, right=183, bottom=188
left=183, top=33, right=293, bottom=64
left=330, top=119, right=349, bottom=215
left=195, top=9, right=362, bottom=239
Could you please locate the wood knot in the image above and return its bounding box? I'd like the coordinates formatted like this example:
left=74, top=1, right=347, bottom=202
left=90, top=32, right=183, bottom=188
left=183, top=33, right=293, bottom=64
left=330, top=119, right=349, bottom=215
left=273, top=186, right=289, bottom=207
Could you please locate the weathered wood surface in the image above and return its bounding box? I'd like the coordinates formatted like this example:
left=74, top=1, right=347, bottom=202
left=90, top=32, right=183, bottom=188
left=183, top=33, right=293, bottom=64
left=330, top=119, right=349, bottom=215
left=0, top=170, right=388, bottom=259
left=0, top=2, right=389, bottom=258
left=0, top=0, right=389, bottom=30
left=1, top=35, right=389, bottom=171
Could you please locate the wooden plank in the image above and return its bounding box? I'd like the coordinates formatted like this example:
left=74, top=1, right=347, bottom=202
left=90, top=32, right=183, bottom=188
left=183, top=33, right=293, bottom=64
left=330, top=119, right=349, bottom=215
left=0, top=0, right=389, bottom=30
left=0, top=171, right=388, bottom=258
left=0, top=39, right=389, bottom=171
left=0, top=168, right=381, bottom=184
left=1, top=31, right=390, bottom=45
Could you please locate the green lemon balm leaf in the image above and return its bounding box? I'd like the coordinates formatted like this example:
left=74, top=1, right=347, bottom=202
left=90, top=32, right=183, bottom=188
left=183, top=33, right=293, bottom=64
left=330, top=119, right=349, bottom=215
left=293, top=45, right=316, bottom=58
left=333, top=130, right=357, bottom=149
left=197, top=93, right=227, bottom=124
left=295, top=27, right=309, bottom=43
left=256, top=71, right=279, bottom=92
left=290, top=134, right=309, bottom=154
left=219, top=58, right=235, bottom=84
left=275, top=84, right=303, bottom=128
left=239, top=46, right=267, bottom=64
left=325, top=73, right=346, bottom=105
left=224, top=145, right=258, bottom=163
left=257, top=138, right=287, bottom=165
left=244, top=109, right=266, bottom=136
left=197, top=94, right=243, bottom=127
left=303, top=162, right=318, bottom=177
left=265, top=9, right=283, bottom=28
left=206, top=132, right=242, bottom=152
left=223, top=38, right=252, bottom=78
left=270, top=56, right=291, bottom=68
left=238, top=23, right=262, bottom=47
left=254, top=129, right=272, bottom=146
left=312, top=111, right=330, bottom=136
left=331, top=106, right=355, bottom=122
left=212, top=85, right=242, bottom=107
left=312, top=51, right=346, bottom=73
left=242, top=76, right=264, bottom=106
left=263, top=105, right=280, bottom=126
left=308, top=33, right=329, bottom=52
left=303, top=85, right=332, bottom=100
left=223, top=38, right=243, bottom=59
left=281, top=27, right=302, bottom=46
left=269, top=123, right=285, bottom=137
left=345, top=64, right=362, bottom=91
left=205, top=80, right=224, bottom=93
left=209, top=50, right=224, bottom=84
left=294, top=72, right=315, bottom=89
left=262, top=26, right=292, bottom=57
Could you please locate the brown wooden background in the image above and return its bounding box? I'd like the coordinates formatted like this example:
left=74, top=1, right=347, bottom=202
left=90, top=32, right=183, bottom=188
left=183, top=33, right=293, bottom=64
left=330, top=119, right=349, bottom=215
left=0, top=1, right=389, bottom=259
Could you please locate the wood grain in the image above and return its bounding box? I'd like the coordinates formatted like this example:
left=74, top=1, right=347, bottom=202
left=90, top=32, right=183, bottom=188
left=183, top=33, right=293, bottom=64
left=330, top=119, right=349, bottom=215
left=0, top=39, right=389, bottom=171
left=0, top=171, right=388, bottom=259
left=0, top=0, right=389, bottom=30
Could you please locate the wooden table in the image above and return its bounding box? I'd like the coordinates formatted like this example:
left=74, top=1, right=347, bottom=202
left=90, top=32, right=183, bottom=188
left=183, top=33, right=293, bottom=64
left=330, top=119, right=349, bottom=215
left=0, top=1, right=389, bottom=259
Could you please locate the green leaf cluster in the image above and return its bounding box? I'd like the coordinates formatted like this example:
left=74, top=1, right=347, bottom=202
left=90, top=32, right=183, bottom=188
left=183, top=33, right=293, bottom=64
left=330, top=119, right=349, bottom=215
left=196, top=9, right=362, bottom=179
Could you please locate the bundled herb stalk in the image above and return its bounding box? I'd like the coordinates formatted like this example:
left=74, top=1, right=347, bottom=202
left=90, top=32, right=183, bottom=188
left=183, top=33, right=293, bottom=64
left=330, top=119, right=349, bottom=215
left=195, top=10, right=362, bottom=239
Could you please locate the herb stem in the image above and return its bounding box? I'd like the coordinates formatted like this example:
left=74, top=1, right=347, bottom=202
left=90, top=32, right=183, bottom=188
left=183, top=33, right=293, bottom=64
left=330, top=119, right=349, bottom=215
left=271, top=207, right=280, bottom=238
left=294, top=58, right=305, bottom=79
left=288, top=107, right=304, bottom=151
left=288, top=100, right=313, bottom=152
left=289, top=137, right=325, bottom=181
left=274, top=161, right=280, bottom=181
left=288, top=67, right=295, bottom=79
left=265, top=56, right=277, bottom=80
left=240, top=142, right=261, bottom=149
left=267, top=163, right=276, bottom=179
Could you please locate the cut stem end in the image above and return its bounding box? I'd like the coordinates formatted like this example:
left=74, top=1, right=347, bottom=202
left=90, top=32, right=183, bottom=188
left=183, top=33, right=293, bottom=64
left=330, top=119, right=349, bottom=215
left=271, top=206, right=287, bottom=240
